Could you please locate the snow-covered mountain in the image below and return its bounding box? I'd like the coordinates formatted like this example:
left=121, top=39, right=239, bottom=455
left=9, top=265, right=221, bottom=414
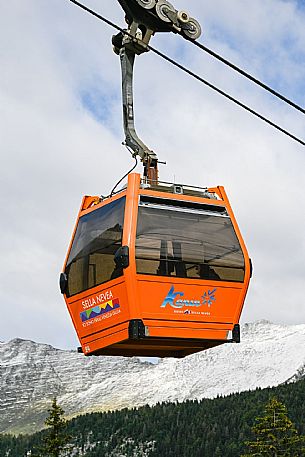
left=1, top=321, right=305, bottom=434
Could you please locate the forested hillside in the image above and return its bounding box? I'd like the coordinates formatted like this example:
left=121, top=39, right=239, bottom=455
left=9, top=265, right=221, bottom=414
left=1, top=378, right=305, bottom=457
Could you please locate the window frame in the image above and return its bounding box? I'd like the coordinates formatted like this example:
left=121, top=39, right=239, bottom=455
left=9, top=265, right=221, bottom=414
left=65, top=196, right=126, bottom=297
left=135, top=197, right=245, bottom=283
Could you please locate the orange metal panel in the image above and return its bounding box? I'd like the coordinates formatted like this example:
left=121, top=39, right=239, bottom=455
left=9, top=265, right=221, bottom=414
left=217, top=186, right=251, bottom=322
left=147, top=326, right=228, bottom=341
left=81, top=196, right=101, bottom=210
left=136, top=276, right=244, bottom=324
left=82, top=321, right=130, bottom=343
left=142, top=319, right=233, bottom=331
left=61, top=173, right=251, bottom=357
left=122, top=173, right=141, bottom=318
left=82, top=326, right=129, bottom=355
left=66, top=280, right=130, bottom=345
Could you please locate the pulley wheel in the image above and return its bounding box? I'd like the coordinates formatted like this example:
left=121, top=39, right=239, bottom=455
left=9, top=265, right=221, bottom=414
left=135, top=0, right=157, bottom=9
left=155, top=0, right=176, bottom=23
left=177, top=10, right=190, bottom=24
left=182, top=17, right=202, bottom=40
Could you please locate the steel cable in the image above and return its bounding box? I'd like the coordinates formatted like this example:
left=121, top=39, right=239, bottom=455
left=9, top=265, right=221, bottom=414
left=69, top=0, right=305, bottom=147
left=185, top=38, right=305, bottom=116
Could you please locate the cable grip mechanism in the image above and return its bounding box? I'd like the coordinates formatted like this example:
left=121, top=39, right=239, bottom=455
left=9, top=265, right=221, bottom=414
left=113, top=0, right=202, bottom=183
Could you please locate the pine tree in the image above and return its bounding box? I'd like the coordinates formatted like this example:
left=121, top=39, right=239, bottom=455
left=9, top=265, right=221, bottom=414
left=34, top=397, right=72, bottom=457
left=241, top=397, right=305, bottom=456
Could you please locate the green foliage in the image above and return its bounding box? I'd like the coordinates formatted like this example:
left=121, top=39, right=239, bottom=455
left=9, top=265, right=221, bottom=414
left=33, top=398, right=71, bottom=457
left=0, top=378, right=305, bottom=456
left=241, top=397, right=305, bottom=456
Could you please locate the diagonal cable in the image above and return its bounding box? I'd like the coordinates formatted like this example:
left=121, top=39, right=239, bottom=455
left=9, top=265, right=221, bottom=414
left=186, top=38, right=305, bottom=116
left=69, top=0, right=305, bottom=147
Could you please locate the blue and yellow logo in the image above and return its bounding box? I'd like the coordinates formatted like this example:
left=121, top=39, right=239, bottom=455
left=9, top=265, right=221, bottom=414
left=80, top=298, right=120, bottom=322
left=161, top=286, right=217, bottom=309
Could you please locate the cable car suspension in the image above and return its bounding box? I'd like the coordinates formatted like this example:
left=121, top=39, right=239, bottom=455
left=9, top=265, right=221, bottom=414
left=61, top=1, right=252, bottom=359
left=112, top=0, right=202, bottom=183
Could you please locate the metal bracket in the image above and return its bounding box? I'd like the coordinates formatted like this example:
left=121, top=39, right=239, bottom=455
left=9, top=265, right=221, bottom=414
left=114, top=0, right=202, bottom=182
left=129, top=319, right=146, bottom=339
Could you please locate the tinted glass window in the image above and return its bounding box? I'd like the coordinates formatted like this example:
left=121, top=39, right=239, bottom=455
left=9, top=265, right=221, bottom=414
left=65, top=198, right=125, bottom=297
left=136, top=200, right=245, bottom=282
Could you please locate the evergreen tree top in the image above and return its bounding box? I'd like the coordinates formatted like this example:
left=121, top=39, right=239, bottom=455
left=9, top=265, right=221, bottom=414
left=242, top=397, right=305, bottom=457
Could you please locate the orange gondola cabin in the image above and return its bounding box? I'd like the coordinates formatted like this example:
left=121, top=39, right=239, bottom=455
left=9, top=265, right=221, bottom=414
left=60, top=173, right=251, bottom=358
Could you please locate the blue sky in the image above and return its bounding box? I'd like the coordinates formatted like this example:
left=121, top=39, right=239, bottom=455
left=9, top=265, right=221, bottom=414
left=81, top=87, right=120, bottom=127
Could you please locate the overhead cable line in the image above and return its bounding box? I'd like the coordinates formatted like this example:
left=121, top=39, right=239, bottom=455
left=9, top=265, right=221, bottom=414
left=146, top=45, right=305, bottom=147
left=185, top=38, right=305, bottom=116
left=69, top=0, right=305, bottom=147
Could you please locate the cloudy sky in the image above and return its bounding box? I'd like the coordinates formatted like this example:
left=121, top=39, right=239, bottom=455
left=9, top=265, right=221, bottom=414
left=1, top=0, right=305, bottom=350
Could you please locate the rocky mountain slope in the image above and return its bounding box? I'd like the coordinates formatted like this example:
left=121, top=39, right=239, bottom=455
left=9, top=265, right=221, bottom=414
left=1, top=320, right=305, bottom=434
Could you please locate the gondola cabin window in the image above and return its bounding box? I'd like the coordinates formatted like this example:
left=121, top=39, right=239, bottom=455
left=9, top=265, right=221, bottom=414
left=65, top=197, right=126, bottom=297
left=135, top=197, right=245, bottom=282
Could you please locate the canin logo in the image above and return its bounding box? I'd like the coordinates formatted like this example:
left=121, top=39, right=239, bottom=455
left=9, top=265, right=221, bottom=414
left=161, top=286, right=217, bottom=309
